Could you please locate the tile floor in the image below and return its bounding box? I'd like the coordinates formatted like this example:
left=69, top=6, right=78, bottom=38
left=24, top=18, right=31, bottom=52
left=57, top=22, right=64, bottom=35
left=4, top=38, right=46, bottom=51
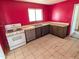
left=6, top=34, right=79, bottom=59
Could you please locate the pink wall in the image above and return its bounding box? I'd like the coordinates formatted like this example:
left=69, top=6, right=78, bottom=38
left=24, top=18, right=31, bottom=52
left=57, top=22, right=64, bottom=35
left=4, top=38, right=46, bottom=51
left=0, top=1, right=50, bottom=53
left=0, top=2, right=9, bottom=54
left=50, top=2, right=74, bottom=23
left=74, top=0, right=79, bottom=3
left=2, top=1, right=49, bottom=25
left=49, top=1, right=75, bottom=34
left=1, top=0, right=79, bottom=53
left=49, top=0, right=79, bottom=34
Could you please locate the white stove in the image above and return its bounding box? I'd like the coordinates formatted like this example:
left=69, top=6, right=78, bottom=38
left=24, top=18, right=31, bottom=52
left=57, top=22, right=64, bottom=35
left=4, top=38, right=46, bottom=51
left=5, top=23, right=26, bottom=50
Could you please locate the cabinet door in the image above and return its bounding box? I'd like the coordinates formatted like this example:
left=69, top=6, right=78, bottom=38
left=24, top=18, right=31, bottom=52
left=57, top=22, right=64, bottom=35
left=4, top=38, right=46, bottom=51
left=41, top=25, right=49, bottom=36
left=58, top=26, right=67, bottom=38
left=30, top=29, right=36, bottom=41
left=25, top=29, right=35, bottom=42
left=25, top=30, right=31, bottom=42
left=50, top=25, right=68, bottom=38
left=45, top=25, right=50, bottom=34
left=52, top=26, right=58, bottom=36
left=35, top=27, right=42, bottom=39
left=50, top=25, right=53, bottom=34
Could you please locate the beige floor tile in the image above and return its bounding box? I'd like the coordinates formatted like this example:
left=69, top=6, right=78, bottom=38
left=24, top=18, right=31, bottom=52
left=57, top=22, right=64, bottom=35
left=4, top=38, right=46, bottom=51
left=35, top=51, right=51, bottom=59
left=6, top=53, right=15, bottom=59
left=74, top=52, right=79, bottom=59
left=14, top=48, right=23, bottom=56
left=42, top=51, right=51, bottom=59
left=49, top=56, right=55, bottom=59
left=25, top=54, right=35, bottom=59
left=22, top=49, right=32, bottom=57
left=58, top=48, right=69, bottom=55
left=32, top=48, right=46, bottom=57
left=35, top=55, right=44, bottom=59
left=65, top=47, right=79, bottom=58
left=48, top=47, right=56, bottom=55
left=6, top=34, right=79, bottom=59
left=15, top=54, right=25, bottom=59
left=53, top=52, right=64, bottom=59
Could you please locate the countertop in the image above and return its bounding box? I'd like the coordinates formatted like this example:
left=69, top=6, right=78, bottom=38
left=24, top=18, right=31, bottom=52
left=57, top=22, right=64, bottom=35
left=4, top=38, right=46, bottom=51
left=22, top=22, right=69, bottom=30
left=6, top=22, right=69, bottom=34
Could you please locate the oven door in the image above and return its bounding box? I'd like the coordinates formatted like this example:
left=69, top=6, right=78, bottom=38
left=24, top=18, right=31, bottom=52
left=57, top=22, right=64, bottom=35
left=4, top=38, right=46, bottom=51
left=7, top=31, right=26, bottom=50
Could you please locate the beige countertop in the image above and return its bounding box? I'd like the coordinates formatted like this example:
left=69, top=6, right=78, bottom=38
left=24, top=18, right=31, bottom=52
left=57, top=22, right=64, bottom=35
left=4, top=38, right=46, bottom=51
left=6, top=22, right=69, bottom=34
left=50, top=22, right=69, bottom=27
left=22, top=22, right=69, bottom=30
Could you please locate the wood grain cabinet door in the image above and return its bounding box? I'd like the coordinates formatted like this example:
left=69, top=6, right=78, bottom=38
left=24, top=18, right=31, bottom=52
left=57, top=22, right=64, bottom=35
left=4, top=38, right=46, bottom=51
left=35, top=27, right=42, bottom=39
left=52, top=26, right=58, bottom=36
left=57, top=26, right=67, bottom=38
left=49, top=25, right=68, bottom=38
left=25, top=30, right=30, bottom=42
left=50, top=25, right=53, bottom=34
left=45, top=25, right=50, bottom=34
left=25, top=29, right=35, bottom=42
left=29, top=29, right=36, bottom=41
left=41, top=25, right=49, bottom=36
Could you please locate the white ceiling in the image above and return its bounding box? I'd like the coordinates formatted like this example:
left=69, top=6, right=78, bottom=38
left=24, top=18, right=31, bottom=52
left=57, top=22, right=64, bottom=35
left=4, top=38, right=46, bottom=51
left=16, top=0, right=66, bottom=5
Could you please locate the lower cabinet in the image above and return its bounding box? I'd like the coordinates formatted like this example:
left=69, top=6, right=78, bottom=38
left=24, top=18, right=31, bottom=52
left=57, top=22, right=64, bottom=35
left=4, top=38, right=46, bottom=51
left=52, top=26, right=59, bottom=36
left=35, top=27, right=42, bottom=39
left=50, top=25, right=68, bottom=38
left=25, top=24, right=68, bottom=43
left=41, top=25, right=50, bottom=36
left=50, top=25, right=54, bottom=34
left=57, top=26, right=68, bottom=38
left=25, top=29, right=36, bottom=42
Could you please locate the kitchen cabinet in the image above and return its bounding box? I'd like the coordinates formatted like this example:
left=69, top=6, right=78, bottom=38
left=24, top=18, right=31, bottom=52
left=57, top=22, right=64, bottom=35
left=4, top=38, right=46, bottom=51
left=57, top=26, right=68, bottom=38
left=25, top=29, right=36, bottom=42
left=50, top=25, right=53, bottom=34
left=52, top=26, right=58, bottom=36
left=35, top=27, right=42, bottom=39
left=25, top=23, right=68, bottom=43
left=50, top=25, right=68, bottom=38
left=41, top=25, right=50, bottom=36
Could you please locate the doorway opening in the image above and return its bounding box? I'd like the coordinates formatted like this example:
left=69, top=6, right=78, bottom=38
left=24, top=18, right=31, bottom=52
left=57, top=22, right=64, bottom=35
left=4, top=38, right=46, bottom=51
left=70, top=4, right=79, bottom=39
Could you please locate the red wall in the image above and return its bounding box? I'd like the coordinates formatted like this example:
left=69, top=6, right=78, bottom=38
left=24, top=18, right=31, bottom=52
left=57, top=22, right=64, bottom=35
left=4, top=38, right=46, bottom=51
left=48, top=0, right=79, bottom=34
left=49, top=0, right=79, bottom=34
left=1, top=0, right=79, bottom=53
left=0, top=2, right=9, bottom=54
left=74, top=0, right=79, bottom=3
left=2, top=1, right=49, bottom=25
left=0, top=1, right=50, bottom=53
left=49, top=1, right=75, bottom=34
left=50, top=1, right=75, bottom=22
